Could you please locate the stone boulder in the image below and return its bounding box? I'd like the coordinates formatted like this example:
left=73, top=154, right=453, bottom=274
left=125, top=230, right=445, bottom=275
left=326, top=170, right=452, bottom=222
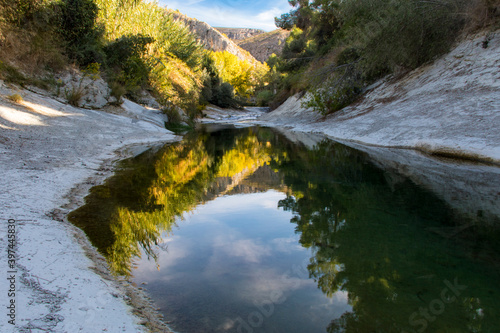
left=57, top=70, right=113, bottom=109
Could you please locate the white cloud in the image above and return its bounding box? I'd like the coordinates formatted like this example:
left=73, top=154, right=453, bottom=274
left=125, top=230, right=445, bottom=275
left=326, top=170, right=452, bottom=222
left=225, top=238, right=270, bottom=262
left=132, top=235, right=189, bottom=279
left=193, top=190, right=286, bottom=215
left=271, top=236, right=302, bottom=253
left=256, top=7, right=285, bottom=23
left=161, top=0, right=290, bottom=30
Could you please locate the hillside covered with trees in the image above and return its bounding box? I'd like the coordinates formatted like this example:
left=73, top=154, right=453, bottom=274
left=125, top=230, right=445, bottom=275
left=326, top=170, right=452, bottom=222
left=0, top=0, right=269, bottom=121
left=263, top=0, right=499, bottom=113
left=1, top=0, right=498, bottom=119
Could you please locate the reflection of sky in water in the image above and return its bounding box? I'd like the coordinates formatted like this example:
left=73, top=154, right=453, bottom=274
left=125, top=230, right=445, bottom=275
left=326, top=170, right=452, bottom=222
left=69, top=125, right=500, bottom=332
left=133, top=190, right=351, bottom=333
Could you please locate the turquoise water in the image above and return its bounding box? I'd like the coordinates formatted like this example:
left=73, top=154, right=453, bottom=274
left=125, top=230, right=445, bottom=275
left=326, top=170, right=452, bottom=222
left=69, top=126, right=500, bottom=333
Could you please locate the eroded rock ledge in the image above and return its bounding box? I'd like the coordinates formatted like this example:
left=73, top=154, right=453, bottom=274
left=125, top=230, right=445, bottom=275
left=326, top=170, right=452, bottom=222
left=258, top=30, right=500, bottom=164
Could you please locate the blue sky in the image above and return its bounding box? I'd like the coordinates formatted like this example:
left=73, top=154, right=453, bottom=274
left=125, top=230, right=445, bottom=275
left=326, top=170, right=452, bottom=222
left=159, top=0, right=292, bottom=31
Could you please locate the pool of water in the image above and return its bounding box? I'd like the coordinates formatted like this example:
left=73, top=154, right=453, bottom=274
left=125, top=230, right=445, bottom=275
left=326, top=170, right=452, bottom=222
left=69, top=125, right=500, bottom=333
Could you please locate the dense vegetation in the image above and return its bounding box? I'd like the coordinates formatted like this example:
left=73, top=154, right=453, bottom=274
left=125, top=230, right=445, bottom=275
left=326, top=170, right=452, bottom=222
left=1, top=0, right=498, bottom=118
left=0, top=0, right=269, bottom=119
left=266, top=0, right=499, bottom=114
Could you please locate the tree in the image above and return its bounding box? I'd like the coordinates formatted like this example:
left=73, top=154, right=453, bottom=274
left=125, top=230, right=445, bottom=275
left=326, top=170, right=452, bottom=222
left=60, top=0, right=105, bottom=65
left=209, top=51, right=269, bottom=100
left=275, top=10, right=298, bottom=30
left=275, top=0, right=313, bottom=30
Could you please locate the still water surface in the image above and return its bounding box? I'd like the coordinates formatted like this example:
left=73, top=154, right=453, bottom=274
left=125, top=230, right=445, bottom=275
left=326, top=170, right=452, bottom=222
left=70, top=126, right=500, bottom=332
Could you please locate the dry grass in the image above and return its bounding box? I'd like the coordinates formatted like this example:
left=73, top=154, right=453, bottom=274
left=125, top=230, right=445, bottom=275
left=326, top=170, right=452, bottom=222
left=65, top=86, right=85, bottom=107
left=237, top=29, right=289, bottom=45
left=7, top=93, right=23, bottom=103
left=0, top=26, right=66, bottom=76
left=466, top=0, right=500, bottom=31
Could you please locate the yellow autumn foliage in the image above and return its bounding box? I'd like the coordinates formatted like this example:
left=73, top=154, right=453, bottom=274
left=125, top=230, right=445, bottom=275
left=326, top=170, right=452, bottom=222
left=216, top=135, right=271, bottom=177
left=107, top=132, right=276, bottom=275
left=95, top=0, right=205, bottom=110
left=209, top=51, right=269, bottom=98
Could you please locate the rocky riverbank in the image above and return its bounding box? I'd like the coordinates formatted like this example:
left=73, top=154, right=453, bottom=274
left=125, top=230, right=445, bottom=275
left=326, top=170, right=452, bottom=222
left=256, top=30, right=500, bottom=164
left=0, top=82, right=178, bottom=332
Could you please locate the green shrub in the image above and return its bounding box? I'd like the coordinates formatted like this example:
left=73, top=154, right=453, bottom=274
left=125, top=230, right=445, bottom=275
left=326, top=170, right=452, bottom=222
left=199, top=52, right=244, bottom=109
left=336, top=47, right=360, bottom=66
left=29, top=30, right=68, bottom=72
left=164, top=122, right=193, bottom=133
left=275, top=10, right=298, bottom=30
left=303, top=64, right=363, bottom=115
left=109, top=81, right=126, bottom=105
left=212, top=82, right=238, bottom=108
left=271, top=0, right=473, bottom=114
left=163, top=104, right=183, bottom=124
left=339, top=0, right=468, bottom=76
left=30, top=76, right=56, bottom=91
left=256, top=90, right=274, bottom=107
left=60, top=0, right=104, bottom=66
left=0, top=0, right=46, bottom=27
left=103, top=34, right=153, bottom=93
left=281, top=27, right=316, bottom=64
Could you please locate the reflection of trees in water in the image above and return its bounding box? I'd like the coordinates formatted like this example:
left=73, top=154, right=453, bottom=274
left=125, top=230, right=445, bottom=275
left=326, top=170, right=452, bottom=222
left=109, top=131, right=276, bottom=274
left=69, top=127, right=500, bottom=332
left=70, top=127, right=279, bottom=275
left=276, top=141, right=499, bottom=332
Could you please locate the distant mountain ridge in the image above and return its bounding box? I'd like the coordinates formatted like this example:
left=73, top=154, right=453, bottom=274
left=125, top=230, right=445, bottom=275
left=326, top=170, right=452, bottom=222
left=169, top=11, right=290, bottom=64
left=237, top=29, right=291, bottom=62
left=215, top=28, right=266, bottom=41
left=169, top=11, right=257, bottom=63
